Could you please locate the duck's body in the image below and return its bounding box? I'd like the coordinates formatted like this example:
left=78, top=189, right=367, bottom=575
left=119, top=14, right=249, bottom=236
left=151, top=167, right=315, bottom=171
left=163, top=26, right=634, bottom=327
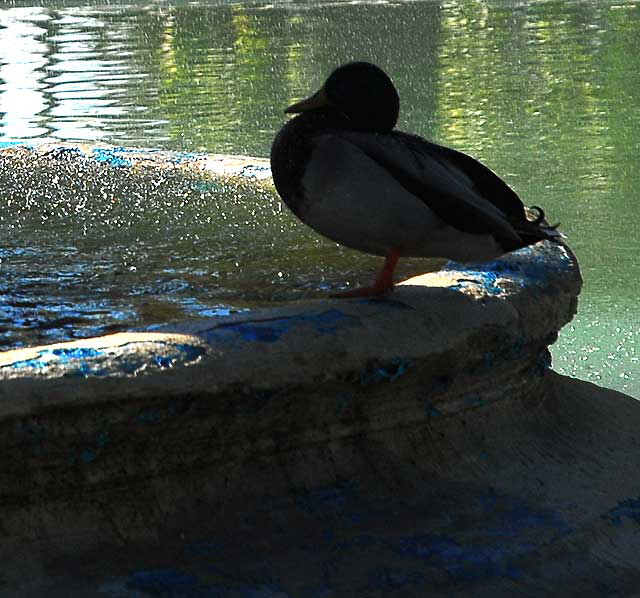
left=270, top=62, right=559, bottom=296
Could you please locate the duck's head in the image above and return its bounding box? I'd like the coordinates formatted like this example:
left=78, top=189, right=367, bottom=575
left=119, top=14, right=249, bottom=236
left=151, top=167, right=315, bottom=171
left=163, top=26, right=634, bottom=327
left=285, top=62, right=400, bottom=133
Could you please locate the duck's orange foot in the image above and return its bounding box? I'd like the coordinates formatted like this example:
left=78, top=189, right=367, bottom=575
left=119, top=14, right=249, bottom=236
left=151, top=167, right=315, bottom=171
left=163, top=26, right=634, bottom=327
left=330, top=248, right=401, bottom=299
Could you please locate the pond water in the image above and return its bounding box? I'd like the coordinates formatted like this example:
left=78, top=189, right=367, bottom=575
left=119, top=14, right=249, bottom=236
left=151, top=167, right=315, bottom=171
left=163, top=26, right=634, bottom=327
left=0, top=0, right=639, bottom=397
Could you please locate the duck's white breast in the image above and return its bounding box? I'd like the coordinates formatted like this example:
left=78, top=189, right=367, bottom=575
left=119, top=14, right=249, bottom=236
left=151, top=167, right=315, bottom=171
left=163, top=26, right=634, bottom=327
left=299, top=133, right=504, bottom=262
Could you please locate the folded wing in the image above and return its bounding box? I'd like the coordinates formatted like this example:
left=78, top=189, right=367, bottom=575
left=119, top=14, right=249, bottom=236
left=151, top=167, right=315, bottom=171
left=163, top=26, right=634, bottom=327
left=341, top=131, right=527, bottom=247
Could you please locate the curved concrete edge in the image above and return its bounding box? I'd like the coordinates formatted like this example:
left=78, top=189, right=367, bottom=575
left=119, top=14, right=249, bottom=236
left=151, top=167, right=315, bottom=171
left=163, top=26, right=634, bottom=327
left=0, top=239, right=578, bottom=400
left=0, top=141, right=272, bottom=182
left=0, top=240, right=580, bottom=498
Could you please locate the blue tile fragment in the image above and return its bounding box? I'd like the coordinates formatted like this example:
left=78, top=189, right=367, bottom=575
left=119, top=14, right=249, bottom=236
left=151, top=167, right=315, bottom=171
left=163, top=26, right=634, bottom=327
left=204, top=310, right=360, bottom=345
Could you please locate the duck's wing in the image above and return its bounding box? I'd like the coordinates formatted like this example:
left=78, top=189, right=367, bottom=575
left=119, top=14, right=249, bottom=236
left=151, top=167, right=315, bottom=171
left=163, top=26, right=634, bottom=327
left=341, top=131, right=524, bottom=245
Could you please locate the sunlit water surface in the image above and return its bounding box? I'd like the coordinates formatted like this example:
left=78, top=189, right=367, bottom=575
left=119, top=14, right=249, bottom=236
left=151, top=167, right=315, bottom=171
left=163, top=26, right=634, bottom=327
left=0, top=0, right=639, bottom=397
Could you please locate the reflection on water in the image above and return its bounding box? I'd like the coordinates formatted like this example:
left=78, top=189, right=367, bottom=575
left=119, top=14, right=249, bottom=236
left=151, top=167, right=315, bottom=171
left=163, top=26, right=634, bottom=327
left=0, top=0, right=639, bottom=397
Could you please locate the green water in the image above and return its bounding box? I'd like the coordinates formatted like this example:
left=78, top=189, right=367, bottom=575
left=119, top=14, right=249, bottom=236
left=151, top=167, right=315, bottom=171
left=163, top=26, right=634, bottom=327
left=0, top=0, right=639, bottom=397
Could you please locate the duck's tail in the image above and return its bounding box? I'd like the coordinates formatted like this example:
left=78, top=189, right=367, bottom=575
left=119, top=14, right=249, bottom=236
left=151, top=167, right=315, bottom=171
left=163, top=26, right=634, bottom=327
left=509, top=205, right=564, bottom=251
left=528, top=205, right=564, bottom=239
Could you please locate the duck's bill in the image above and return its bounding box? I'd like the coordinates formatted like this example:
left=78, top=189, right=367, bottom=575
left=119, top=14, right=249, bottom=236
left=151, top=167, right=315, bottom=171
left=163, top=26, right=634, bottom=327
left=285, top=89, right=330, bottom=114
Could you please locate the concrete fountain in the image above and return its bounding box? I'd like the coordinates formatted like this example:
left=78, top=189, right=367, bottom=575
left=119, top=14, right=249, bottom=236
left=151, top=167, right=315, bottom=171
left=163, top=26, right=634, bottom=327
left=1, top=142, right=638, bottom=597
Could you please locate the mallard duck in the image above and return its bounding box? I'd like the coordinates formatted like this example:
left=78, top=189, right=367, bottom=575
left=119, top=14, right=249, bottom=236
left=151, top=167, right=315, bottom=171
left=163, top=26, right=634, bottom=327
left=270, top=62, right=559, bottom=297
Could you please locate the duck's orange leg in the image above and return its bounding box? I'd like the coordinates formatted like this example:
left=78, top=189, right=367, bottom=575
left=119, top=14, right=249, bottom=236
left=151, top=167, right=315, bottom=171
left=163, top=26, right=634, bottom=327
left=332, top=248, right=401, bottom=298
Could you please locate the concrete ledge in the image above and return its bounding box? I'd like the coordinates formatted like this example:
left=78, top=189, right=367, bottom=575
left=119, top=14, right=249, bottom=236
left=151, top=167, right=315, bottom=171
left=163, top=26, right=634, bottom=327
left=0, top=240, right=577, bottom=419
left=0, top=141, right=272, bottom=182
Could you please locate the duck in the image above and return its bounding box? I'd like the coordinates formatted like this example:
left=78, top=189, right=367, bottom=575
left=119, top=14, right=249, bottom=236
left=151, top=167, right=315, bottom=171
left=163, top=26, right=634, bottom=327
left=270, top=61, right=560, bottom=297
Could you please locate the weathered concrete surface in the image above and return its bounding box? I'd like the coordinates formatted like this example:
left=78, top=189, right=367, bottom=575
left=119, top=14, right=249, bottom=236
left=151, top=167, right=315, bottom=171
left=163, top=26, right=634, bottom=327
left=3, top=236, right=634, bottom=597
left=5, top=372, right=640, bottom=597
left=0, top=146, right=637, bottom=594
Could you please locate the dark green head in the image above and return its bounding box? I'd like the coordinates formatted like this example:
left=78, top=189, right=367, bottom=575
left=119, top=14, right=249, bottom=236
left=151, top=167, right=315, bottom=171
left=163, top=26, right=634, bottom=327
left=285, top=62, right=400, bottom=133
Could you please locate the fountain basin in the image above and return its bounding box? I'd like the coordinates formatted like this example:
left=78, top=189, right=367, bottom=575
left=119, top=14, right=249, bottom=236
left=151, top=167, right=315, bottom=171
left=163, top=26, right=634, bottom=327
left=3, top=143, right=639, bottom=597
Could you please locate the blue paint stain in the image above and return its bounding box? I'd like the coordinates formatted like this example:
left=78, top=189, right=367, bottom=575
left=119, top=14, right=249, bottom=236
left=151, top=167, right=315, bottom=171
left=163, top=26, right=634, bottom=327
left=360, top=357, right=410, bottom=385
left=74, top=429, right=110, bottom=465
left=380, top=488, right=573, bottom=583
left=446, top=245, right=573, bottom=296
left=451, top=270, right=503, bottom=295
left=392, top=533, right=526, bottom=582
left=204, top=310, right=360, bottom=345
left=53, top=347, right=104, bottom=359
left=108, top=483, right=578, bottom=593
left=92, top=147, right=134, bottom=167
left=154, top=354, right=175, bottom=368
left=602, top=498, right=640, bottom=526
left=7, top=347, right=104, bottom=370
left=301, top=586, right=335, bottom=598
left=215, top=323, right=282, bottom=343
left=125, top=569, right=200, bottom=595
left=4, top=343, right=205, bottom=378
left=473, top=488, right=572, bottom=538
left=0, top=140, right=34, bottom=149
left=168, top=151, right=204, bottom=164
left=241, top=164, right=272, bottom=179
